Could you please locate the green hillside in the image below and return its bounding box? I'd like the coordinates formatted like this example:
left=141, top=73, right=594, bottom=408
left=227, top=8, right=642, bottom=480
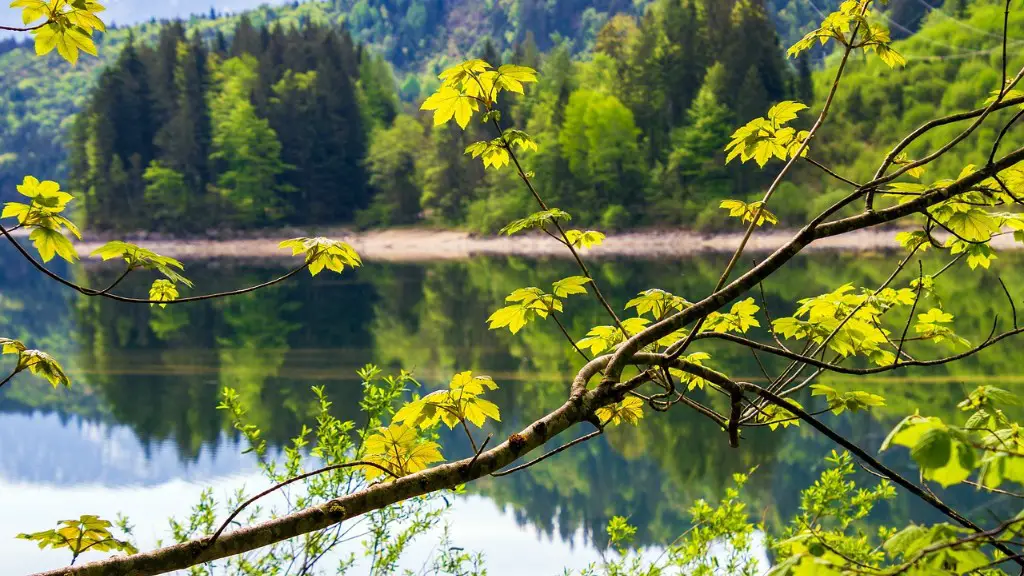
left=786, top=0, right=1024, bottom=222
left=0, top=0, right=960, bottom=227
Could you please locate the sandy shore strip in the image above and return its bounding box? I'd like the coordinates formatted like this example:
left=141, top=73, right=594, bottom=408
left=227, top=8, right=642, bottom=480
left=9, top=227, right=1022, bottom=262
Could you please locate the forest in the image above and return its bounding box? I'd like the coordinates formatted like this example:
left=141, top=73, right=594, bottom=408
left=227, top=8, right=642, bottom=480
left=10, top=0, right=1008, bottom=234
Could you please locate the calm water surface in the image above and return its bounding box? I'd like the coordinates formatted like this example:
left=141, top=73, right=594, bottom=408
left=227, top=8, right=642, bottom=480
left=2, top=248, right=1022, bottom=574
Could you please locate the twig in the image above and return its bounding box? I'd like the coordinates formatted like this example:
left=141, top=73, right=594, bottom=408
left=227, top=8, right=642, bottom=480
left=0, top=20, right=50, bottom=32
left=468, top=434, right=492, bottom=468
left=207, top=461, right=396, bottom=546
left=491, top=427, right=603, bottom=477
left=999, top=277, right=1018, bottom=329
left=0, top=223, right=310, bottom=304
left=551, top=313, right=591, bottom=362
left=0, top=369, right=18, bottom=390
left=805, top=157, right=863, bottom=187
left=896, top=261, right=925, bottom=362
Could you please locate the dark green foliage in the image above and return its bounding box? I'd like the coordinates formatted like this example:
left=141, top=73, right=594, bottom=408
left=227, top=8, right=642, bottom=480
left=69, top=19, right=372, bottom=231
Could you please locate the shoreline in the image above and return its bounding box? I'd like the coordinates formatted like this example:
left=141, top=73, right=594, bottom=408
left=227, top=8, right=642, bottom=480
left=33, top=226, right=1019, bottom=262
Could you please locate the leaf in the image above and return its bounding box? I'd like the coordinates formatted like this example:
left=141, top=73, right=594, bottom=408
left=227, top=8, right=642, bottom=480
left=148, top=279, right=179, bottom=308
left=91, top=241, right=192, bottom=286
left=767, top=101, right=808, bottom=126
left=362, top=423, right=444, bottom=480
left=500, top=209, right=571, bottom=236
left=492, top=64, right=538, bottom=93
left=719, top=199, right=778, bottom=227
left=464, top=140, right=510, bottom=169
left=596, top=396, right=645, bottom=426
left=564, top=229, right=605, bottom=250
left=437, top=59, right=490, bottom=87
left=420, top=85, right=478, bottom=129
left=17, top=349, right=70, bottom=388
left=279, top=237, right=361, bottom=277
left=758, top=399, right=803, bottom=431
left=625, top=289, right=690, bottom=319
left=0, top=338, right=26, bottom=355
left=18, top=514, right=136, bottom=559
left=704, top=298, right=761, bottom=333
left=29, top=226, right=77, bottom=263
left=895, top=230, right=930, bottom=252
left=881, top=415, right=975, bottom=487
left=552, top=276, right=591, bottom=298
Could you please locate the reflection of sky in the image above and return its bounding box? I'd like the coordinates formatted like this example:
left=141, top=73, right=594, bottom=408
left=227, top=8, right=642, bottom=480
left=0, top=412, right=253, bottom=485
left=0, top=411, right=609, bottom=575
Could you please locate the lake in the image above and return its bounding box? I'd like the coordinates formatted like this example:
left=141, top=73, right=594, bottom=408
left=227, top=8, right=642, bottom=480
left=2, top=245, right=1022, bottom=574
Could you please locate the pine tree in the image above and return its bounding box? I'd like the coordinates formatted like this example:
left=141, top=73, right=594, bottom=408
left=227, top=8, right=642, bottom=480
left=155, top=32, right=212, bottom=215
left=659, top=0, right=709, bottom=127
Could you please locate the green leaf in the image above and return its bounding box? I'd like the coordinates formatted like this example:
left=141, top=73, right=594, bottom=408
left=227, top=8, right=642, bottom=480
left=18, top=514, right=137, bottom=559
left=625, top=289, right=690, bottom=319
left=551, top=276, right=591, bottom=298
left=91, top=241, right=192, bottom=287
left=0, top=337, right=26, bottom=355
left=29, top=226, right=77, bottom=263
left=17, top=349, right=70, bottom=388
left=499, top=209, right=571, bottom=236
left=595, top=396, right=645, bottom=427
left=564, top=229, right=605, bottom=250
left=719, top=199, right=779, bottom=227
left=767, top=101, right=808, bottom=126
left=279, top=237, right=361, bottom=276
left=148, top=279, right=179, bottom=308
left=420, top=85, right=478, bottom=129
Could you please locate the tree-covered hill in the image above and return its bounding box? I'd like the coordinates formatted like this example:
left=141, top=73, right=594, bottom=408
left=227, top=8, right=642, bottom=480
left=777, top=0, right=1024, bottom=224
left=0, top=0, right=963, bottom=227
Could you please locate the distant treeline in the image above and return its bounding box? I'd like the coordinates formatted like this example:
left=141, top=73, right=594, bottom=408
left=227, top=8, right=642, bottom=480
left=71, top=0, right=823, bottom=233
left=69, top=17, right=394, bottom=230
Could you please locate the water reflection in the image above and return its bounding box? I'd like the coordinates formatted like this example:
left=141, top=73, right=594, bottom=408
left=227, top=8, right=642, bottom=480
left=2, top=248, right=1024, bottom=566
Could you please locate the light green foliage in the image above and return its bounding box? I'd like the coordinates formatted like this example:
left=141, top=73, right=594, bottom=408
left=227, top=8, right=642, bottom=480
left=770, top=451, right=896, bottom=575
left=2, top=176, right=81, bottom=262
left=573, top=472, right=760, bottom=576
left=787, top=0, right=905, bottom=68
left=565, top=229, right=606, bottom=250
left=184, top=367, right=463, bottom=574
left=914, top=308, right=970, bottom=348
left=91, top=241, right=193, bottom=287
left=362, top=423, right=445, bottom=480
left=421, top=59, right=538, bottom=129
left=148, top=279, right=178, bottom=308
left=210, top=55, right=293, bottom=225
left=465, top=129, right=538, bottom=170
left=626, top=288, right=691, bottom=319
left=595, top=396, right=644, bottom=427
left=393, top=371, right=502, bottom=430
left=758, top=399, right=804, bottom=431
left=882, top=385, right=1024, bottom=492
left=278, top=237, right=362, bottom=276
left=487, top=276, right=590, bottom=334
left=13, top=0, right=106, bottom=65
left=772, top=283, right=919, bottom=366
left=1, top=337, right=70, bottom=388
left=720, top=199, right=780, bottom=227
left=725, top=101, right=810, bottom=167
left=882, top=415, right=976, bottom=488
left=704, top=298, right=761, bottom=334
left=810, top=385, right=886, bottom=415
left=499, top=208, right=572, bottom=236
left=17, top=515, right=136, bottom=564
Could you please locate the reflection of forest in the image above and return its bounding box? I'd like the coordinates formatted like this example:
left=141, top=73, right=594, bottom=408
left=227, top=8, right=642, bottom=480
left=1, top=250, right=1023, bottom=547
